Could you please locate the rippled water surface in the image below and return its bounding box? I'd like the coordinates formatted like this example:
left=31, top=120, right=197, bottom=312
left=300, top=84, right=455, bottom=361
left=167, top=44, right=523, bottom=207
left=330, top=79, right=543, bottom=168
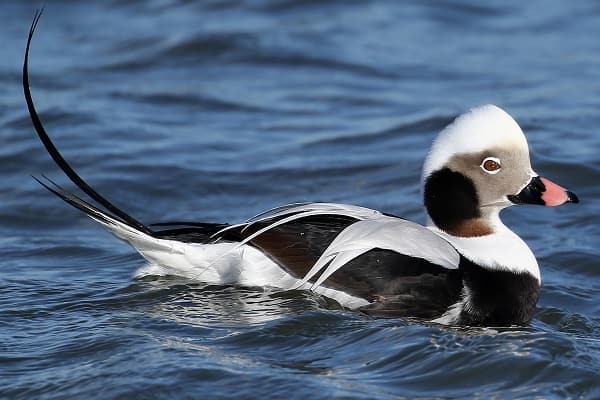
left=1, top=1, right=599, bottom=399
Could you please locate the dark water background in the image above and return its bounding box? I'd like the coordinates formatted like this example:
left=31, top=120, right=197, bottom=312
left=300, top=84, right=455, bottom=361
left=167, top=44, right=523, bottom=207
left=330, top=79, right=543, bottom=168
left=1, top=1, right=599, bottom=399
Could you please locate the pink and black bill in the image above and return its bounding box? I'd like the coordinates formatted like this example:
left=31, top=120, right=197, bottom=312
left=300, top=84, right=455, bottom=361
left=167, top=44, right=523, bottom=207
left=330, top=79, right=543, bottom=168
left=508, top=176, right=579, bottom=207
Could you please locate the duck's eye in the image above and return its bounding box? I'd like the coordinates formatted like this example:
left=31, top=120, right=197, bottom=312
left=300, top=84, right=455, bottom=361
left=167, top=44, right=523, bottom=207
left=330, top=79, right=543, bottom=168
left=481, top=157, right=501, bottom=174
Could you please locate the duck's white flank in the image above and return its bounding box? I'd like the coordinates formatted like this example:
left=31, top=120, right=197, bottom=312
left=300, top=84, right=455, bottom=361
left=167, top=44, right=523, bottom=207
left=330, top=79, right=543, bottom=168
left=92, top=207, right=372, bottom=309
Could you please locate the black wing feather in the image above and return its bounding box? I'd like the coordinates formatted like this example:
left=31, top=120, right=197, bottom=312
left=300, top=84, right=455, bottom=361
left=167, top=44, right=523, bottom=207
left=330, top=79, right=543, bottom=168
left=328, top=249, right=462, bottom=318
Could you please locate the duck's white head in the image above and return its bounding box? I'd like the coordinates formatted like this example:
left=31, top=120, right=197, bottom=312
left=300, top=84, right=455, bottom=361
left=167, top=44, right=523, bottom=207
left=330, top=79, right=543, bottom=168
left=422, top=104, right=578, bottom=238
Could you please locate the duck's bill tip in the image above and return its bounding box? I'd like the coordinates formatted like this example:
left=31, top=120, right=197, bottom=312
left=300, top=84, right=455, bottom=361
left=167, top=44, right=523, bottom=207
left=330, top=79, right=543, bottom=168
left=566, top=190, right=580, bottom=204
left=508, top=176, right=579, bottom=207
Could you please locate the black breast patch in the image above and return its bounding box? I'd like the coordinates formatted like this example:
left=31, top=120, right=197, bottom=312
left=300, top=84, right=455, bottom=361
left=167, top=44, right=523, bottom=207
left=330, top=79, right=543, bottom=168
left=458, top=257, right=540, bottom=326
left=326, top=249, right=463, bottom=319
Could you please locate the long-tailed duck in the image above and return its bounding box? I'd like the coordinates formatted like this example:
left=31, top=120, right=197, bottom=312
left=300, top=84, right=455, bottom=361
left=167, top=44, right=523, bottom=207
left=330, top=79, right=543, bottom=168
left=23, top=11, right=578, bottom=326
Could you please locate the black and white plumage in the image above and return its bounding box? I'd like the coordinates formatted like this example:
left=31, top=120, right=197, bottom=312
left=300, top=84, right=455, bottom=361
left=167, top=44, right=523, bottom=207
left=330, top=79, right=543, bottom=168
left=23, top=11, right=579, bottom=326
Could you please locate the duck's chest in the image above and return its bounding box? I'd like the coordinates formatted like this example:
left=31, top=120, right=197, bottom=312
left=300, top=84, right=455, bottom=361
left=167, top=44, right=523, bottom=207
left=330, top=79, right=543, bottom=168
left=343, top=252, right=539, bottom=326
left=457, top=257, right=541, bottom=326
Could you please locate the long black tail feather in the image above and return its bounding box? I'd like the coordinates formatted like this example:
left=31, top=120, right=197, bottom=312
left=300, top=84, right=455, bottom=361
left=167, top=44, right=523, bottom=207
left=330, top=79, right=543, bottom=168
left=24, top=9, right=152, bottom=235
left=33, top=175, right=123, bottom=228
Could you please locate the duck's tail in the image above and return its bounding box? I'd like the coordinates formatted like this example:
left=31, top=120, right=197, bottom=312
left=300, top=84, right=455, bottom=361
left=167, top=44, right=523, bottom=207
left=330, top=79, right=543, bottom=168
left=23, top=10, right=256, bottom=283
left=24, top=8, right=154, bottom=237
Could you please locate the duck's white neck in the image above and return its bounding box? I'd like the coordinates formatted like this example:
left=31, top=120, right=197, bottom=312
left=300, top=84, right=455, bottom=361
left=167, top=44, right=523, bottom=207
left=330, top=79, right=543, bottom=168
left=427, top=210, right=541, bottom=282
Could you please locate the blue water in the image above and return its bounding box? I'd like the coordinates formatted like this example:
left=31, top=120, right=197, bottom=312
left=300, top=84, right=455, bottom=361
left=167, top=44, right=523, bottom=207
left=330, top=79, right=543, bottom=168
left=1, top=1, right=599, bottom=399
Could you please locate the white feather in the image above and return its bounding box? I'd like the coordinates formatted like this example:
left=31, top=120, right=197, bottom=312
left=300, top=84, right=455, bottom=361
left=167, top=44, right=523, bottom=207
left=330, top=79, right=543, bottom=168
left=292, top=216, right=461, bottom=290
left=211, top=202, right=381, bottom=240
left=310, top=249, right=366, bottom=289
